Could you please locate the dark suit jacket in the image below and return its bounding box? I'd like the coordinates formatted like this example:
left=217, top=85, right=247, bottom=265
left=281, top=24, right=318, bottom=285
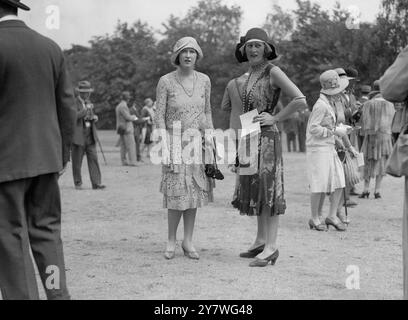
left=72, top=97, right=99, bottom=146
left=0, top=20, right=77, bottom=183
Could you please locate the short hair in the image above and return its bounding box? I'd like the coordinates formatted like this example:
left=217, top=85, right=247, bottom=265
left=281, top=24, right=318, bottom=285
left=121, top=91, right=131, bottom=100
left=144, top=98, right=153, bottom=105
left=0, top=3, right=18, bottom=16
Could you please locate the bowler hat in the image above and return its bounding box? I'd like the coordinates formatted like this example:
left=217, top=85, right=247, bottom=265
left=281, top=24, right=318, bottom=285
left=0, top=0, right=30, bottom=10
left=360, top=85, right=371, bottom=94
left=235, top=28, right=278, bottom=63
left=76, top=81, right=94, bottom=93
left=320, top=70, right=349, bottom=96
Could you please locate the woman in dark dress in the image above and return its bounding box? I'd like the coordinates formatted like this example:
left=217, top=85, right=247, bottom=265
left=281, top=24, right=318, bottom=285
left=233, top=28, right=307, bottom=267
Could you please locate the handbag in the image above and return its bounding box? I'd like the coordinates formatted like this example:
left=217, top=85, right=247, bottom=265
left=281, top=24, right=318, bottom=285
left=386, top=124, right=408, bottom=177
left=343, top=151, right=362, bottom=186
left=204, top=137, right=224, bottom=180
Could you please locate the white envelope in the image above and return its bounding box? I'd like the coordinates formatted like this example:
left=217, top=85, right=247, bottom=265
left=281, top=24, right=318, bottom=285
left=240, top=109, right=261, bottom=138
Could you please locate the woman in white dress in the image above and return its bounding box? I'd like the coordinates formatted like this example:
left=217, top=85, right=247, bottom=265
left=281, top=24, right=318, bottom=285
left=306, top=70, right=352, bottom=232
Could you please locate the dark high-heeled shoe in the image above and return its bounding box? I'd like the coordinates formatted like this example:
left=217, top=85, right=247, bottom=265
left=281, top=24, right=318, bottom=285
left=308, top=219, right=327, bottom=231
left=239, top=244, right=265, bottom=258
left=325, top=217, right=346, bottom=232
left=358, top=192, right=370, bottom=199
left=249, top=250, right=279, bottom=267
left=374, top=192, right=382, bottom=199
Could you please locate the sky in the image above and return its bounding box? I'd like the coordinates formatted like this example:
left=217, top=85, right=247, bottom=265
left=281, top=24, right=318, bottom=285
left=19, top=0, right=383, bottom=49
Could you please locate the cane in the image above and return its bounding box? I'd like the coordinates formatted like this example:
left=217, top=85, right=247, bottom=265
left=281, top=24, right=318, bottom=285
left=97, top=139, right=108, bottom=165
left=339, top=149, right=348, bottom=223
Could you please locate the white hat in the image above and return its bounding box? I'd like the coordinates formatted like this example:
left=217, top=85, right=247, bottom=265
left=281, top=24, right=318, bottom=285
left=320, top=70, right=349, bottom=96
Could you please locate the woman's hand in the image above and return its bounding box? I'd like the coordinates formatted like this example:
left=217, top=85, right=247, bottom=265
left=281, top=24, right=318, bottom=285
left=253, top=112, right=278, bottom=127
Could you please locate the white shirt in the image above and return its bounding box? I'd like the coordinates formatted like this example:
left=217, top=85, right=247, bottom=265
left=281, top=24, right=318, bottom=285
left=0, top=15, right=21, bottom=23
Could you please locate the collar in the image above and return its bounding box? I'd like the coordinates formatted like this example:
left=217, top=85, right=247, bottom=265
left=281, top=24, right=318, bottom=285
left=0, top=15, right=21, bottom=23
left=319, top=94, right=336, bottom=121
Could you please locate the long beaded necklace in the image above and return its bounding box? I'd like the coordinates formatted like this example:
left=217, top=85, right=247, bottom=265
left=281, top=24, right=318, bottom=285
left=242, top=61, right=269, bottom=113
left=175, top=71, right=196, bottom=98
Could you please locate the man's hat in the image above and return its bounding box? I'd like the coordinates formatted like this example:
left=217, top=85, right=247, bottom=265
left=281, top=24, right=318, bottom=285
left=360, top=85, right=371, bottom=94
left=235, top=28, right=278, bottom=63
left=76, top=81, right=94, bottom=93
left=0, top=0, right=30, bottom=11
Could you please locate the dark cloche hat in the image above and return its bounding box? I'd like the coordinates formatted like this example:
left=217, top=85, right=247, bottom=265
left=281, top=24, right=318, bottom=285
left=235, top=28, right=278, bottom=63
left=0, top=0, right=30, bottom=11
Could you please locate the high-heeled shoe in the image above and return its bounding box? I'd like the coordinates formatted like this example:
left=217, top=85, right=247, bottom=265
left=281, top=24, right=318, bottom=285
left=325, top=217, right=346, bottom=231
left=374, top=192, right=382, bottom=199
left=336, top=213, right=351, bottom=226
left=358, top=192, right=370, bottom=199
left=249, top=250, right=279, bottom=267
left=239, top=244, right=265, bottom=258
left=308, top=219, right=327, bottom=231
left=182, top=245, right=200, bottom=260
left=164, top=250, right=175, bottom=260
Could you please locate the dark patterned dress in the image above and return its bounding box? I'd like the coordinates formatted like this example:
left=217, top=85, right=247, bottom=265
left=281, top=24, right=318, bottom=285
left=233, top=62, right=286, bottom=216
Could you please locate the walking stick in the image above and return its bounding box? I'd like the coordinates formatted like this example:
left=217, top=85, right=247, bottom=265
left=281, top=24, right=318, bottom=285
left=97, top=139, right=108, bottom=165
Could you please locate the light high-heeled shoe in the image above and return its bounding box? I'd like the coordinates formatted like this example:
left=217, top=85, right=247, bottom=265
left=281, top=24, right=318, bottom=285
left=164, top=250, right=175, bottom=260
left=308, top=219, right=327, bottom=231
left=249, top=250, right=279, bottom=267
left=182, top=245, right=200, bottom=260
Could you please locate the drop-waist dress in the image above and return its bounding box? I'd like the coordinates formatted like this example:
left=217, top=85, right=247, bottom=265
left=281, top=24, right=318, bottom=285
left=154, top=71, right=215, bottom=211
left=233, top=63, right=286, bottom=216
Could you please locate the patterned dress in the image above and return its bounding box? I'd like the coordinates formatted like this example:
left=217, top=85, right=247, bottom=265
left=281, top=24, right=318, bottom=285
left=155, top=70, right=215, bottom=211
left=361, top=94, right=395, bottom=179
left=234, top=62, right=286, bottom=216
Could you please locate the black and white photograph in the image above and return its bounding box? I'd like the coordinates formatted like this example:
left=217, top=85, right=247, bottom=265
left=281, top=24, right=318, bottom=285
left=1, top=0, right=408, bottom=305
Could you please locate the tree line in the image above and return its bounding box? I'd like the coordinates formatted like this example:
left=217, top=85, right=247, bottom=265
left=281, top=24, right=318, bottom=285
left=64, top=0, right=408, bottom=129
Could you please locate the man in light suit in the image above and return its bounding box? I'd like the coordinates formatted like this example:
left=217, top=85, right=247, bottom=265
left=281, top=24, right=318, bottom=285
left=116, top=91, right=138, bottom=166
left=0, top=0, right=76, bottom=299
left=71, top=81, right=106, bottom=190
left=221, top=73, right=248, bottom=204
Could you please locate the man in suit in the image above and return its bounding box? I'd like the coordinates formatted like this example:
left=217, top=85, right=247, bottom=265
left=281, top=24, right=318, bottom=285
left=71, top=81, right=106, bottom=190
left=0, top=0, right=76, bottom=299
left=129, top=101, right=148, bottom=162
left=116, top=91, right=138, bottom=166
left=380, top=45, right=408, bottom=299
left=221, top=73, right=248, bottom=204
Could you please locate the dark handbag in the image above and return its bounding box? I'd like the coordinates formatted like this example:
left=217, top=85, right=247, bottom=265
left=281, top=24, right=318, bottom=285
left=205, top=137, right=224, bottom=180
left=386, top=124, right=408, bottom=177
left=117, top=124, right=127, bottom=135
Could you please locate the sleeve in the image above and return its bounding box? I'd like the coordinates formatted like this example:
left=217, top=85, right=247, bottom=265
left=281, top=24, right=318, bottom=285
left=154, top=76, right=167, bottom=129
left=55, top=55, right=77, bottom=167
left=204, top=75, right=214, bottom=129
left=119, top=103, right=135, bottom=121
left=220, top=83, right=232, bottom=112
left=76, top=101, right=88, bottom=119
left=380, top=46, right=408, bottom=102
left=308, top=102, right=333, bottom=138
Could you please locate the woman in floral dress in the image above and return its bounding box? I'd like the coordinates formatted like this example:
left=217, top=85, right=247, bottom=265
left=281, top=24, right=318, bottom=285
left=155, top=37, right=214, bottom=260
left=233, top=28, right=307, bottom=267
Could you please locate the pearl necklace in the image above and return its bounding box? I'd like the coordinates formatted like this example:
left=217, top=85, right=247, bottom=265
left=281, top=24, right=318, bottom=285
left=175, top=71, right=196, bottom=98
left=242, top=61, right=269, bottom=113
